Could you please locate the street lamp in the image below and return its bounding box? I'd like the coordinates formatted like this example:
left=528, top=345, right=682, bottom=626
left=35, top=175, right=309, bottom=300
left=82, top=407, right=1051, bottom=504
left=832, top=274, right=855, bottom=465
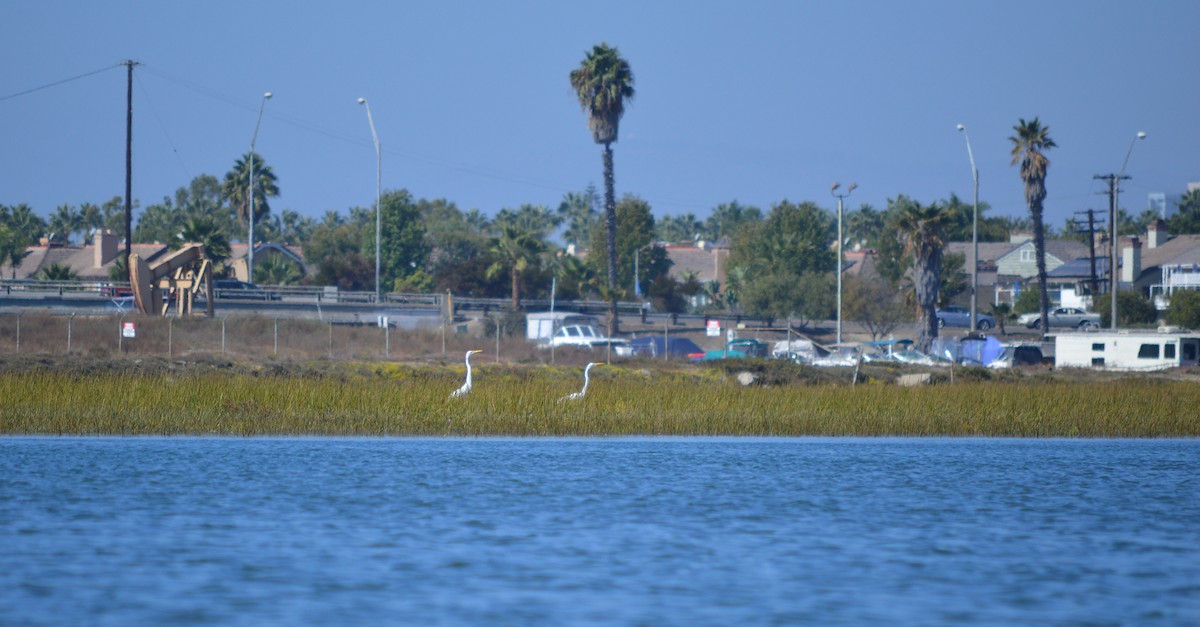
left=831, top=181, right=857, bottom=344
left=247, top=91, right=272, bottom=284
left=957, top=123, right=980, bottom=332
left=634, top=243, right=654, bottom=301
left=1110, top=131, right=1147, bottom=329
left=357, top=97, right=382, bottom=304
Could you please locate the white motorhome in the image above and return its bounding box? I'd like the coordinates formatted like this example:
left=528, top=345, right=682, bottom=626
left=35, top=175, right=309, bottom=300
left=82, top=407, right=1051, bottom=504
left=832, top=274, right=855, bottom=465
left=1054, top=329, right=1200, bottom=371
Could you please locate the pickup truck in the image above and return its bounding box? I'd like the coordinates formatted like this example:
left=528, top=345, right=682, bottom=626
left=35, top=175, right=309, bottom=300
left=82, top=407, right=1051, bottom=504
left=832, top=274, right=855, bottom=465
left=1017, top=307, right=1101, bottom=329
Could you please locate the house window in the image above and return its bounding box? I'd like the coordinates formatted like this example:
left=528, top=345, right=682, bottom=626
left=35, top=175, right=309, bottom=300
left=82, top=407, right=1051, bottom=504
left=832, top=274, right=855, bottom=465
left=1092, top=357, right=1105, bottom=366
left=1165, top=344, right=1176, bottom=359
left=1137, top=343, right=1160, bottom=359
left=1020, top=249, right=1035, bottom=262
left=1092, top=343, right=1105, bottom=351
left=1184, top=341, right=1198, bottom=362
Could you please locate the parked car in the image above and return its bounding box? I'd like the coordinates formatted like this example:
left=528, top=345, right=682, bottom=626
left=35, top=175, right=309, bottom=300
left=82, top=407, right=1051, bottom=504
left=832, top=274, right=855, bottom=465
left=936, top=306, right=995, bottom=330
left=1017, top=307, right=1100, bottom=329
left=698, top=338, right=771, bottom=361
left=629, top=337, right=704, bottom=359
left=212, top=279, right=280, bottom=301
left=544, top=324, right=630, bottom=355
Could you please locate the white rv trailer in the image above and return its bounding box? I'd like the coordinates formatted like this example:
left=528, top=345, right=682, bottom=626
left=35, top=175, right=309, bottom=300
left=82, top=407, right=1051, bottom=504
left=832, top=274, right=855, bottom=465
left=1054, top=329, right=1200, bottom=371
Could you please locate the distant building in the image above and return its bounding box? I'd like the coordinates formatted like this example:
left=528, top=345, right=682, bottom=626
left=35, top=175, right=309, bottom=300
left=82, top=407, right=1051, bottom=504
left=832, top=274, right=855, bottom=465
left=1148, top=192, right=1168, bottom=218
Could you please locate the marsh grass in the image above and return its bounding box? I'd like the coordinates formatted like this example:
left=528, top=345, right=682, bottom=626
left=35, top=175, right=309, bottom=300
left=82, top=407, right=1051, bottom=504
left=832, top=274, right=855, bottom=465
left=2, top=362, right=1197, bottom=437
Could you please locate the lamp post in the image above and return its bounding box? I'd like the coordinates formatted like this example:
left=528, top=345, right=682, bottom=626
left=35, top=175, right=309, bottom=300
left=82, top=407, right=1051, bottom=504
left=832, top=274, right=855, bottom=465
left=1110, top=131, right=1147, bottom=329
left=357, top=98, right=382, bottom=303
left=634, top=243, right=654, bottom=302
left=957, top=123, right=980, bottom=332
left=831, top=182, right=856, bottom=344
left=247, top=92, right=272, bottom=284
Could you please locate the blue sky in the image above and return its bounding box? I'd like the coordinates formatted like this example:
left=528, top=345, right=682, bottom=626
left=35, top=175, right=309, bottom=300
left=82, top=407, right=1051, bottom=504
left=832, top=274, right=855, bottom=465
left=2, top=1, right=1197, bottom=236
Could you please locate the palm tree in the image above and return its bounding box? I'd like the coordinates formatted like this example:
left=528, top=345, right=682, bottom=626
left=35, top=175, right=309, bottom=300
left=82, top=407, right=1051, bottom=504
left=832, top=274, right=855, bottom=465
left=176, top=216, right=232, bottom=267
left=0, top=225, right=31, bottom=279
left=571, top=42, right=635, bottom=334
left=486, top=225, right=547, bottom=309
left=2, top=203, right=47, bottom=246
left=255, top=251, right=303, bottom=285
left=38, top=262, right=80, bottom=281
left=894, top=199, right=954, bottom=353
left=49, top=204, right=83, bottom=246
left=221, top=151, right=280, bottom=229
left=1010, top=118, right=1056, bottom=336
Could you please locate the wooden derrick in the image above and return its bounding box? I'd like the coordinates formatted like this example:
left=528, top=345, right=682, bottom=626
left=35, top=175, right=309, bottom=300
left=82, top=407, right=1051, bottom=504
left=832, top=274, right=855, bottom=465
left=128, top=244, right=215, bottom=317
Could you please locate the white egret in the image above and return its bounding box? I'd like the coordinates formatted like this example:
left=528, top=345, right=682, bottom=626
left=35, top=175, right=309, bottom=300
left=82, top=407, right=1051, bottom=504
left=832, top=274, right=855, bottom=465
left=558, top=362, right=604, bottom=403
left=450, top=350, right=484, bottom=399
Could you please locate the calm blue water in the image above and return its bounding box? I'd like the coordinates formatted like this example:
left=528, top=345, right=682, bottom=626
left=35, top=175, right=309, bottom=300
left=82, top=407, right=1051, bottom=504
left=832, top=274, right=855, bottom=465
left=1, top=437, right=1198, bottom=625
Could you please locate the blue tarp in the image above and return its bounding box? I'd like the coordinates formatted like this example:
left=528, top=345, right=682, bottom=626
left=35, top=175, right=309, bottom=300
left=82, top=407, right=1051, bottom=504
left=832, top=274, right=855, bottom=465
left=931, top=336, right=1005, bottom=366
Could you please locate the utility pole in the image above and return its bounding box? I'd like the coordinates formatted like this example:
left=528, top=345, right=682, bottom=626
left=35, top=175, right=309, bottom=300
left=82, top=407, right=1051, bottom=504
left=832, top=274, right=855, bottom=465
left=1094, top=174, right=1128, bottom=329
left=122, top=60, right=139, bottom=281
left=1074, top=209, right=1104, bottom=298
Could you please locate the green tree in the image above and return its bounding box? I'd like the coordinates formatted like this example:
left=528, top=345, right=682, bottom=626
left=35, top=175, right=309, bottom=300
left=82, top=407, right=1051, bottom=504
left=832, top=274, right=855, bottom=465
left=1094, top=290, right=1158, bottom=327
left=255, top=250, right=304, bottom=285
left=1165, top=289, right=1200, bottom=329
left=571, top=42, right=635, bottom=333
left=728, top=200, right=835, bottom=325
left=587, top=195, right=668, bottom=298
left=704, top=201, right=762, bottom=243
left=656, top=213, right=702, bottom=244
left=221, top=152, right=280, bottom=231
left=547, top=253, right=598, bottom=300
left=1167, top=189, right=1200, bottom=234
left=176, top=216, right=232, bottom=268
left=941, top=193, right=1008, bottom=243
left=1010, top=117, right=1056, bottom=335
left=306, top=218, right=372, bottom=290
left=843, top=274, right=908, bottom=340
left=101, top=196, right=126, bottom=235
left=895, top=198, right=954, bottom=352
left=490, top=204, right=561, bottom=238
left=48, top=204, right=83, bottom=245
left=38, top=262, right=80, bottom=281
left=939, top=252, right=967, bottom=306
left=486, top=225, right=547, bottom=309
left=1, top=203, right=47, bottom=246
left=79, top=203, right=104, bottom=241
left=373, top=190, right=429, bottom=292
left=845, top=204, right=885, bottom=251
left=556, top=186, right=600, bottom=247
left=0, top=224, right=31, bottom=279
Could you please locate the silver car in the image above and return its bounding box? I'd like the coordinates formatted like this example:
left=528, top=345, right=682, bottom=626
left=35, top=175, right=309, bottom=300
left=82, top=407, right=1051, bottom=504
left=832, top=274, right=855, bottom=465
left=936, top=306, right=995, bottom=330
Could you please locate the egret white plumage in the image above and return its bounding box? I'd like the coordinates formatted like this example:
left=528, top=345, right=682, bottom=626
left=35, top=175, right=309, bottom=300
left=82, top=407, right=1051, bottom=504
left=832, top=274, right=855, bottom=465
left=450, top=350, right=484, bottom=398
left=558, top=362, right=604, bottom=403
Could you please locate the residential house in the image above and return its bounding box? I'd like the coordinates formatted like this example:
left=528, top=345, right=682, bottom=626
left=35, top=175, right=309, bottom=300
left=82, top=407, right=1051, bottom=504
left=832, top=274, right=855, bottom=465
left=1, top=231, right=169, bottom=281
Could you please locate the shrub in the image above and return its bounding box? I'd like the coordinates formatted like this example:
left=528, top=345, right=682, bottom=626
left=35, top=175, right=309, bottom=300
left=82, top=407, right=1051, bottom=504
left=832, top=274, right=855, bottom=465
left=1013, top=287, right=1040, bottom=315
left=1094, top=290, right=1158, bottom=327
left=1165, top=289, right=1200, bottom=329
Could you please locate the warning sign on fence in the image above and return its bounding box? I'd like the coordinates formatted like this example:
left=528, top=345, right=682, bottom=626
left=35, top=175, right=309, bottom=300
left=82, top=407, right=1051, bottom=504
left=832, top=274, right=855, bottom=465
left=122, top=322, right=136, bottom=338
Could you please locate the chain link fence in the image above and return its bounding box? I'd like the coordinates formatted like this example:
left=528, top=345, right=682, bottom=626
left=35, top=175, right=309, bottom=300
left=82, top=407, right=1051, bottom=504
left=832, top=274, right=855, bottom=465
left=0, top=312, right=681, bottom=365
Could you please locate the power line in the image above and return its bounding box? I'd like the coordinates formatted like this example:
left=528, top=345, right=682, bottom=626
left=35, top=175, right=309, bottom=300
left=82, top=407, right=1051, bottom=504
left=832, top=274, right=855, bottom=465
left=0, top=63, right=123, bottom=103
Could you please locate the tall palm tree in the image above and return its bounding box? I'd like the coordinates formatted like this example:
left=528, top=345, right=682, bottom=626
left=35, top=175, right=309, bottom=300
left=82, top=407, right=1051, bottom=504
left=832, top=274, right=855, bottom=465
left=571, top=42, right=635, bottom=333
left=1009, top=118, right=1056, bottom=336
left=0, top=225, right=31, bottom=279
left=221, top=151, right=280, bottom=228
left=486, top=225, right=547, bottom=310
left=176, top=216, right=232, bottom=267
left=49, top=204, right=83, bottom=246
left=894, top=199, right=954, bottom=353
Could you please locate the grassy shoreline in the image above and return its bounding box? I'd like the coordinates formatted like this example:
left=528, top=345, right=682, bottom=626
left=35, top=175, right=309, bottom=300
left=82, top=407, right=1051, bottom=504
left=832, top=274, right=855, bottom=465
left=2, top=355, right=1197, bottom=437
